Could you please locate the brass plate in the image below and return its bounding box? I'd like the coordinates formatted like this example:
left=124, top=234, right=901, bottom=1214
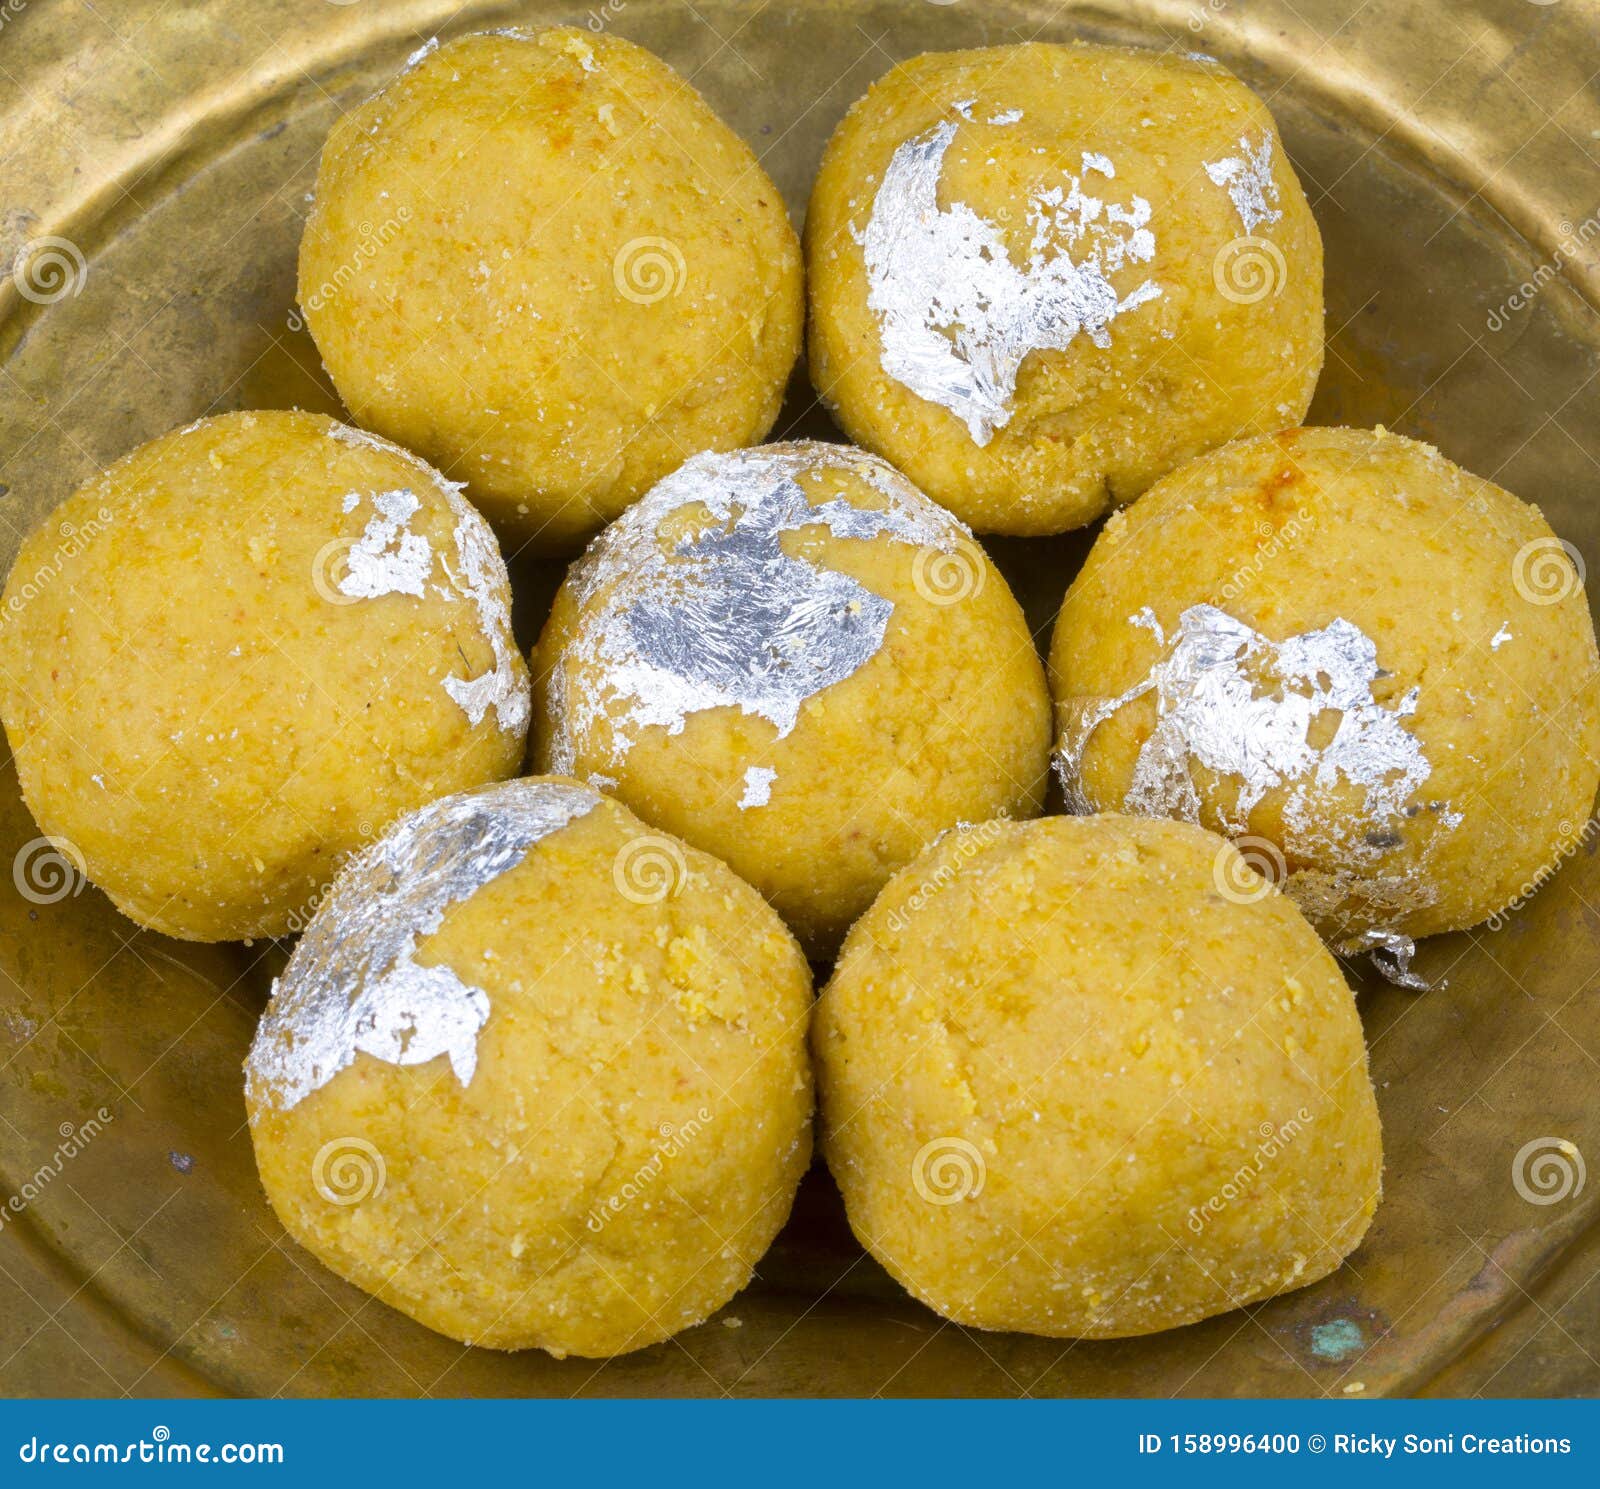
left=2, top=0, right=1599, bottom=1398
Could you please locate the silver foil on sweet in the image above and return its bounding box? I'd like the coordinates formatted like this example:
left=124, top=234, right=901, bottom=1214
left=1338, top=928, right=1429, bottom=991
left=1204, top=133, right=1282, bottom=236
left=326, top=422, right=530, bottom=738
left=245, top=779, right=599, bottom=1112
left=339, top=489, right=432, bottom=600
left=437, top=483, right=530, bottom=736
left=739, top=766, right=776, bottom=810
left=1058, top=604, right=1458, bottom=974
left=547, top=442, right=968, bottom=777
left=857, top=118, right=1162, bottom=446
left=952, top=99, right=1024, bottom=126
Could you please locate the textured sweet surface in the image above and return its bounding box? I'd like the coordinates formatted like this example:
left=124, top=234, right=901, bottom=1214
left=813, top=813, right=1383, bottom=1339
left=0, top=409, right=529, bottom=942
left=532, top=441, right=1053, bottom=952
left=299, top=26, right=803, bottom=549
left=805, top=41, right=1323, bottom=535
left=246, top=779, right=814, bottom=1358
left=1050, top=425, right=1600, bottom=948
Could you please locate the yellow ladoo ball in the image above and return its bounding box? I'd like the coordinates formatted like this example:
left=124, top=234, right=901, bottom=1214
left=1050, top=425, right=1600, bottom=961
left=807, top=42, right=1323, bottom=534
left=247, top=779, right=814, bottom=1358
left=814, top=813, right=1383, bottom=1339
left=0, top=410, right=529, bottom=942
left=532, top=441, right=1052, bottom=953
left=300, top=27, right=804, bottom=548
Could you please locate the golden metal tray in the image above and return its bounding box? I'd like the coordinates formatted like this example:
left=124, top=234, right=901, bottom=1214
left=2, top=0, right=1598, bottom=1397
